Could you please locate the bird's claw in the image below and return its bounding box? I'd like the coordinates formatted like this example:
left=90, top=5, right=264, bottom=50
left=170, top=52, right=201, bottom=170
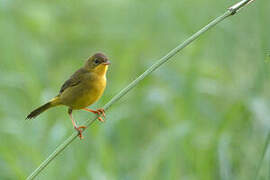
left=95, top=108, right=106, bottom=122
left=90, top=108, right=105, bottom=122
left=74, top=126, right=86, bottom=140
left=83, top=108, right=106, bottom=122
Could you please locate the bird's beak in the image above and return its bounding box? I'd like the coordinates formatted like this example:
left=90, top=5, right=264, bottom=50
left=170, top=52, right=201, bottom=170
left=102, top=60, right=111, bottom=65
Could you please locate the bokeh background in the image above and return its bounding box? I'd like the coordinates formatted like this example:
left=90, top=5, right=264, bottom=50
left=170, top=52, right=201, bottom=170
left=0, top=0, right=270, bottom=179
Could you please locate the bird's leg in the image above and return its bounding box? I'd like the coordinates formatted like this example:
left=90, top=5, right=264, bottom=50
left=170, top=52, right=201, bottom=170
left=68, top=108, right=86, bottom=140
left=83, top=108, right=106, bottom=122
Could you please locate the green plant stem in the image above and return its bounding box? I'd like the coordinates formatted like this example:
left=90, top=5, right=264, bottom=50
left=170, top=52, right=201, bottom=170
left=254, top=132, right=270, bottom=180
left=26, top=0, right=255, bottom=179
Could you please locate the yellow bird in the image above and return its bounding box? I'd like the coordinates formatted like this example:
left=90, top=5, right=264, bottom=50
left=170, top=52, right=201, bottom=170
left=26, top=52, right=110, bottom=139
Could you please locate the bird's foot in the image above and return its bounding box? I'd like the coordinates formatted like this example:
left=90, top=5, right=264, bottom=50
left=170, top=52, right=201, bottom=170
left=83, top=108, right=106, bottom=122
left=95, top=108, right=106, bottom=122
left=74, top=126, right=86, bottom=140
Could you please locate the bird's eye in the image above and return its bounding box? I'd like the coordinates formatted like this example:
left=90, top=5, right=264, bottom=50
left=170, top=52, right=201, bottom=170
left=94, top=59, right=99, bottom=64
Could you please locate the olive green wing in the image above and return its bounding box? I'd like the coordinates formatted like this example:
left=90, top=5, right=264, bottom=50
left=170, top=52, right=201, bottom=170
left=59, top=68, right=88, bottom=94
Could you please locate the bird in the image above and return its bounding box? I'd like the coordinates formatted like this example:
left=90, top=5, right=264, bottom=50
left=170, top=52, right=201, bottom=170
left=26, top=52, right=111, bottom=139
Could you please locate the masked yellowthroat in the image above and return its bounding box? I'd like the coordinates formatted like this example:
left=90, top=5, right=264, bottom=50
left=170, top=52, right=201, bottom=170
left=26, top=52, right=110, bottom=139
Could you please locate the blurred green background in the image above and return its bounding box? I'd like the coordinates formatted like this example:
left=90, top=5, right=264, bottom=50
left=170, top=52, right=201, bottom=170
left=0, top=0, right=269, bottom=179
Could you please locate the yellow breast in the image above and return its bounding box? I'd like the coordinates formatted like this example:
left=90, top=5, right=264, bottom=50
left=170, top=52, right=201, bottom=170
left=77, top=76, right=106, bottom=109
left=60, top=74, right=107, bottom=110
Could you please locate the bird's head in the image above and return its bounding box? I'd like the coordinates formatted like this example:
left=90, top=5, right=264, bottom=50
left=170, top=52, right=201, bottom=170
left=84, top=52, right=111, bottom=75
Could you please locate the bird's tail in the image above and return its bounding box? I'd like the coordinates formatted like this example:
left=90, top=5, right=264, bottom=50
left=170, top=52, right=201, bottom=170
left=26, top=97, right=61, bottom=119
